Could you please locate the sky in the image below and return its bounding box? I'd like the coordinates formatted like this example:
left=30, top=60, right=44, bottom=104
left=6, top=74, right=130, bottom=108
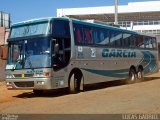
left=0, top=0, right=157, bottom=23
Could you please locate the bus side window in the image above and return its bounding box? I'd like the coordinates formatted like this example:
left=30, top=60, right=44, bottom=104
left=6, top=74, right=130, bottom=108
left=123, top=33, right=130, bottom=47
left=92, top=28, right=109, bottom=46
left=110, top=31, right=116, bottom=47
left=76, top=29, right=83, bottom=44
left=129, top=36, right=135, bottom=48
left=103, top=30, right=110, bottom=46
left=53, top=20, right=70, bottom=38
left=92, top=28, right=99, bottom=44
left=145, top=37, right=153, bottom=49
left=73, top=24, right=83, bottom=45
left=135, top=35, right=144, bottom=48
left=84, top=27, right=92, bottom=44
left=152, top=38, right=157, bottom=49
left=110, top=31, right=122, bottom=47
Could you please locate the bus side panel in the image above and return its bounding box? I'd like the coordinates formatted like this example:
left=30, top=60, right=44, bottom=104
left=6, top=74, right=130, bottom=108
left=74, top=46, right=159, bottom=85
left=74, top=46, right=131, bottom=84
left=139, top=50, right=159, bottom=75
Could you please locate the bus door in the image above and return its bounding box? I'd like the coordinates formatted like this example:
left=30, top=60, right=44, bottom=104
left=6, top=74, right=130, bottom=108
left=51, top=20, right=71, bottom=88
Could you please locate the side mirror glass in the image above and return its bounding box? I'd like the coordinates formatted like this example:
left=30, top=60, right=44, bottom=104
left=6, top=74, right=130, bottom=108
left=52, top=39, right=59, bottom=55
left=54, top=43, right=59, bottom=55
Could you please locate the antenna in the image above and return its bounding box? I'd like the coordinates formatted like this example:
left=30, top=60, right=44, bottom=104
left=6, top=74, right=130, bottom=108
left=114, top=0, right=118, bottom=25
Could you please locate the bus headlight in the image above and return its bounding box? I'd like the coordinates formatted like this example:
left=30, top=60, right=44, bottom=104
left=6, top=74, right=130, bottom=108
left=33, top=72, right=50, bottom=77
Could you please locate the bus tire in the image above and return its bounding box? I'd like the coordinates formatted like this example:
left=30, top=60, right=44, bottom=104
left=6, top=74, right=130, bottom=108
left=33, top=90, right=43, bottom=95
left=69, top=73, right=80, bottom=94
left=137, top=68, right=144, bottom=81
left=126, top=68, right=137, bottom=84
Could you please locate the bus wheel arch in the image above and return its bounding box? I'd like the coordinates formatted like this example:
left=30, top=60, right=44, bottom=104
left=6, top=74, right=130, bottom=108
left=68, top=68, right=84, bottom=93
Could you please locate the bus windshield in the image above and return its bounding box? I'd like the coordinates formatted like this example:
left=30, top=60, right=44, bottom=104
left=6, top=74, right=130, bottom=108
left=10, top=22, right=49, bottom=38
left=6, top=37, right=51, bottom=70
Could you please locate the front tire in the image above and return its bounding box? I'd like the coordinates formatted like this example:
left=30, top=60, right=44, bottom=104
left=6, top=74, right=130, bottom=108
left=69, top=73, right=80, bottom=94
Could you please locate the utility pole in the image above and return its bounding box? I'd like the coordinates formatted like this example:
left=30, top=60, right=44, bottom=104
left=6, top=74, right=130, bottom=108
left=114, top=0, right=118, bottom=25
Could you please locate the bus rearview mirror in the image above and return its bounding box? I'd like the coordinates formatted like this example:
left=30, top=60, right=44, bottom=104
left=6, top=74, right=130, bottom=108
left=52, top=38, right=59, bottom=55
left=54, top=43, right=59, bottom=55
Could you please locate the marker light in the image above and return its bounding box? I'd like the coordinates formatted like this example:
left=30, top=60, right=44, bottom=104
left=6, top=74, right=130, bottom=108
left=37, top=81, right=45, bottom=85
left=6, top=74, right=14, bottom=78
left=43, top=72, right=50, bottom=77
left=33, top=72, right=50, bottom=77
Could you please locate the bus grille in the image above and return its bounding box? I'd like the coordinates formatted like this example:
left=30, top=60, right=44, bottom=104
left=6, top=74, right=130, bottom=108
left=14, top=74, right=34, bottom=78
left=14, top=81, right=34, bottom=87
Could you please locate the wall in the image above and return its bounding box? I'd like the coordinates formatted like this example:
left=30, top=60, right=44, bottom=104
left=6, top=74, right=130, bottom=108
left=0, top=59, right=6, bottom=81
left=0, top=27, right=9, bottom=45
left=0, top=27, right=5, bottom=45
left=0, top=27, right=9, bottom=81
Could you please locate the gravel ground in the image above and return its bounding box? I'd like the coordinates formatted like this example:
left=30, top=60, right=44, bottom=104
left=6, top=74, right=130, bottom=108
left=0, top=72, right=160, bottom=114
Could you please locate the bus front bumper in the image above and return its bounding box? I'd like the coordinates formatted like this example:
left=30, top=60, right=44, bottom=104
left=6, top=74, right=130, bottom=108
left=6, top=77, right=52, bottom=90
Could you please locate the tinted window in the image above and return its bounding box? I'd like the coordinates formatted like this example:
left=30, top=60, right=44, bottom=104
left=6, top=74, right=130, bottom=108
left=144, top=37, right=153, bottom=48
left=152, top=38, right=157, bottom=49
left=73, top=24, right=84, bottom=45
left=10, top=22, right=49, bottom=38
left=53, top=20, right=70, bottom=38
left=73, top=22, right=157, bottom=50
left=123, top=33, right=130, bottom=47
left=130, top=36, right=135, bottom=48
left=144, top=37, right=157, bottom=49
left=73, top=24, right=93, bottom=45
left=135, top=35, right=145, bottom=48
left=123, top=33, right=135, bottom=48
left=92, top=28, right=109, bottom=46
left=110, top=31, right=122, bottom=47
left=83, top=27, right=93, bottom=44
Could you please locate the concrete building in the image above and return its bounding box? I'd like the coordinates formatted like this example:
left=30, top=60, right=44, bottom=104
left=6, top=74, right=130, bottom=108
left=57, top=0, right=160, bottom=60
left=0, top=11, right=10, bottom=45
left=0, top=11, right=10, bottom=80
left=57, top=1, right=160, bottom=37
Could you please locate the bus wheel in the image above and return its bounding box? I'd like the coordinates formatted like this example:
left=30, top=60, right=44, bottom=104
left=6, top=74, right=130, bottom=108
left=33, top=90, right=43, bottom=95
left=137, top=68, right=144, bottom=82
left=126, top=68, right=137, bottom=84
left=69, top=73, right=80, bottom=94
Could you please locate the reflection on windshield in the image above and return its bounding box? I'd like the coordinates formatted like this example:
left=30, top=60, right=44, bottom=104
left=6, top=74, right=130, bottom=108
left=10, top=22, right=49, bottom=38
left=25, top=38, right=50, bottom=56
left=7, top=37, right=51, bottom=69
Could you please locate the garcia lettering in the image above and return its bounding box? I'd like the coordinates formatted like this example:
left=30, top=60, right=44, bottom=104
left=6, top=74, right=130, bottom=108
left=102, top=49, right=136, bottom=58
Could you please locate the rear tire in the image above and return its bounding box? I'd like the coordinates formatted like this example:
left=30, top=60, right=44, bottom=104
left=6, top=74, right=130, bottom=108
left=137, top=68, right=144, bottom=82
left=126, top=68, right=137, bottom=84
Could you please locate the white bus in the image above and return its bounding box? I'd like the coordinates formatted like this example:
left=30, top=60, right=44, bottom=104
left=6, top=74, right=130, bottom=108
left=5, top=17, right=159, bottom=94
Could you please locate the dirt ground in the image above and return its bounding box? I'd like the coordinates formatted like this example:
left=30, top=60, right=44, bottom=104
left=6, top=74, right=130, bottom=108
left=0, top=72, right=160, bottom=114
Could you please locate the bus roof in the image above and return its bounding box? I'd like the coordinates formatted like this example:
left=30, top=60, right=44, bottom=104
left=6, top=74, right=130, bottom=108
left=12, top=17, right=70, bottom=27
left=12, top=17, right=155, bottom=37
